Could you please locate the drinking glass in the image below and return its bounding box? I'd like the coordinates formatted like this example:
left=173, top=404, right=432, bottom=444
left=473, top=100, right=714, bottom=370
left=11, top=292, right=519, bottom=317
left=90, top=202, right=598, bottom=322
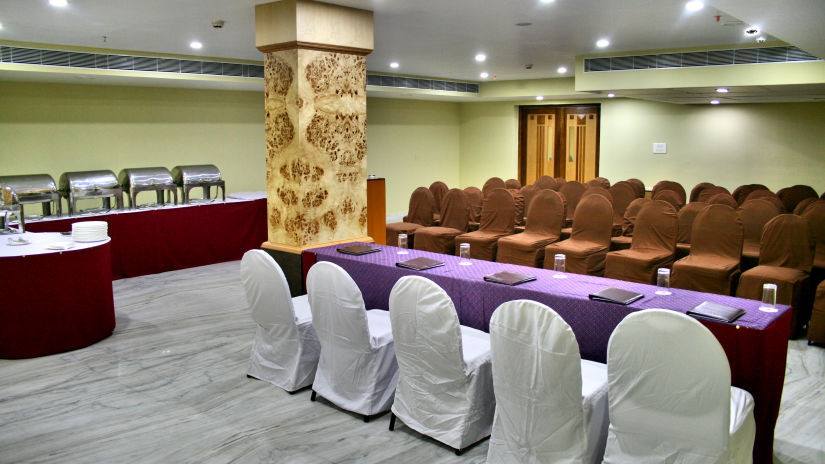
left=459, top=243, right=471, bottom=265
left=759, top=283, right=778, bottom=312
left=553, top=253, right=567, bottom=278
left=397, top=234, right=409, bottom=254
left=655, top=268, right=672, bottom=295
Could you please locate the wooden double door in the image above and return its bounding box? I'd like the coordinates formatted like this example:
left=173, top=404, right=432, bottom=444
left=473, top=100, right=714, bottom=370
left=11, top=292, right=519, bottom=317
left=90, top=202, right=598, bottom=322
left=518, top=105, right=601, bottom=185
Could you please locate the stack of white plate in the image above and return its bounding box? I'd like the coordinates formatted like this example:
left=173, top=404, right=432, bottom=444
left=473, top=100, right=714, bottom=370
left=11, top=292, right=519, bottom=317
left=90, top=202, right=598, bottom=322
left=72, top=221, right=109, bottom=242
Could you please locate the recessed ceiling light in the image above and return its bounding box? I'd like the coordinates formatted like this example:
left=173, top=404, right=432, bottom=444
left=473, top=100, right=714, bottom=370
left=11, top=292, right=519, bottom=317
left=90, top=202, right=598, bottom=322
left=540, top=0, right=555, bottom=4
left=596, top=38, right=610, bottom=48
left=49, top=0, right=68, bottom=6
left=710, top=99, right=721, bottom=105
left=475, top=53, right=486, bottom=62
left=189, top=41, right=203, bottom=50
left=744, top=26, right=761, bottom=36
left=0, top=22, right=3, bottom=30
left=684, top=1, right=704, bottom=12
left=536, top=96, right=544, bottom=101
left=716, top=87, right=729, bottom=93
left=756, top=36, right=767, bottom=43
left=389, top=62, right=399, bottom=69
left=557, top=66, right=567, bottom=74
left=607, top=93, right=616, bottom=98
left=480, top=72, right=489, bottom=79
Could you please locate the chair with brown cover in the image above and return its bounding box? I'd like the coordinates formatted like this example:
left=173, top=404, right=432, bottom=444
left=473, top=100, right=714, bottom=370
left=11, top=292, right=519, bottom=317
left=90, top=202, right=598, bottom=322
left=697, top=186, right=730, bottom=203
left=808, top=280, right=825, bottom=345
left=554, top=177, right=567, bottom=188
left=777, top=185, right=818, bottom=214
left=610, top=182, right=637, bottom=236
left=387, top=187, right=435, bottom=247
left=464, top=186, right=483, bottom=224
left=429, top=181, right=449, bottom=223
left=671, top=204, right=743, bottom=295
left=534, top=175, right=557, bottom=191
left=732, top=184, right=769, bottom=205
left=707, top=193, right=738, bottom=209
left=519, top=185, right=538, bottom=227
left=611, top=198, right=652, bottom=251
left=582, top=186, right=613, bottom=204
left=482, top=177, right=506, bottom=198
left=745, top=189, right=785, bottom=213
left=652, top=189, right=683, bottom=211
left=505, top=178, right=522, bottom=190
left=507, top=188, right=526, bottom=228
left=651, top=180, right=686, bottom=205
left=625, top=178, right=646, bottom=199
left=414, top=188, right=470, bottom=255
left=738, top=199, right=782, bottom=264
left=544, top=194, right=613, bottom=276
left=587, top=177, right=611, bottom=189
left=558, top=181, right=587, bottom=227
left=801, top=200, right=825, bottom=273
left=455, top=189, right=515, bottom=261
left=736, top=214, right=814, bottom=337
left=794, top=197, right=817, bottom=215
left=496, top=190, right=565, bottom=267
left=604, top=200, right=679, bottom=284
left=675, top=202, right=708, bottom=259
left=689, top=182, right=715, bottom=203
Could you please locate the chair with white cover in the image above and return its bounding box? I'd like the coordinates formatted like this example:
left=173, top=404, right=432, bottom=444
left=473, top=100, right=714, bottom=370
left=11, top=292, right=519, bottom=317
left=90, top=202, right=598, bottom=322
left=242, top=250, right=320, bottom=393
left=306, top=261, right=399, bottom=420
left=487, top=300, right=608, bottom=464
left=603, top=309, right=756, bottom=464
left=388, top=276, right=495, bottom=454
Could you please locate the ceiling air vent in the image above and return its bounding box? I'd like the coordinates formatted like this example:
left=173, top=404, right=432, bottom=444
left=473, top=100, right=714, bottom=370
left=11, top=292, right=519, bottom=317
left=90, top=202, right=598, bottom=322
left=584, top=46, right=821, bottom=72
left=367, top=74, right=479, bottom=94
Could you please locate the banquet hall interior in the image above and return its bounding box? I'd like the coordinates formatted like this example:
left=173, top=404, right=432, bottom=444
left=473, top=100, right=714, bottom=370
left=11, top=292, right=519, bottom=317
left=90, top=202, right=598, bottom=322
left=1, top=0, right=824, bottom=463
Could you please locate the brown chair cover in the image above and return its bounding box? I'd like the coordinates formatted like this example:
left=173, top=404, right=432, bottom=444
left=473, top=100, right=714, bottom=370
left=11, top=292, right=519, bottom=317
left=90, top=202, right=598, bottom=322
left=738, top=199, right=781, bottom=260
left=793, top=197, right=816, bottom=215
left=621, top=198, right=653, bottom=237
left=519, top=185, right=539, bottom=225
left=697, top=185, right=730, bottom=203
left=429, top=181, right=449, bottom=222
left=558, top=181, right=586, bottom=226
left=777, top=184, right=818, bottom=214
left=586, top=177, right=610, bottom=189
left=414, top=188, right=470, bottom=255
left=534, top=175, right=557, bottom=191
left=507, top=189, right=526, bottom=227
left=651, top=180, right=686, bottom=205
left=543, top=194, right=613, bottom=275
left=625, top=178, right=646, bottom=198
left=482, top=177, right=506, bottom=197
left=801, top=200, right=825, bottom=270
left=388, top=187, right=435, bottom=247
left=505, top=178, right=522, bottom=190
left=455, top=188, right=515, bottom=261
left=652, top=189, right=683, bottom=211
left=496, top=190, right=565, bottom=267
left=554, top=177, right=567, bottom=188
left=582, top=186, right=613, bottom=204
left=707, top=193, right=738, bottom=209
left=609, top=182, right=637, bottom=234
left=671, top=204, right=743, bottom=295
left=464, top=186, right=483, bottom=223
left=736, top=214, right=814, bottom=337
left=689, top=182, right=715, bottom=203
left=808, top=280, right=825, bottom=345
left=604, top=200, right=678, bottom=284
left=675, top=202, right=708, bottom=258
left=745, top=189, right=785, bottom=213
left=732, top=184, right=769, bottom=205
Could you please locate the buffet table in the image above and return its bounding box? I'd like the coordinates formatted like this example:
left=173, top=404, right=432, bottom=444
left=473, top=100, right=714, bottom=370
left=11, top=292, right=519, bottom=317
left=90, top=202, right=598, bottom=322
left=1, top=232, right=115, bottom=359
left=303, top=243, right=791, bottom=464
left=26, top=198, right=267, bottom=279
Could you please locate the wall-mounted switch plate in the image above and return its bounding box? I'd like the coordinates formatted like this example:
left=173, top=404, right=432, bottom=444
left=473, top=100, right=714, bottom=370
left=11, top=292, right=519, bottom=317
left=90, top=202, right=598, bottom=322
left=653, top=142, right=667, bottom=154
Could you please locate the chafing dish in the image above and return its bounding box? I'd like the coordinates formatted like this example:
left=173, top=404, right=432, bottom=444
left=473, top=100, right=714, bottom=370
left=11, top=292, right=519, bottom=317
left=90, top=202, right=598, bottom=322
left=118, top=167, right=178, bottom=208
left=0, top=174, right=62, bottom=217
left=1, top=186, right=25, bottom=233
left=58, top=170, right=124, bottom=215
left=171, top=164, right=226, bottom=204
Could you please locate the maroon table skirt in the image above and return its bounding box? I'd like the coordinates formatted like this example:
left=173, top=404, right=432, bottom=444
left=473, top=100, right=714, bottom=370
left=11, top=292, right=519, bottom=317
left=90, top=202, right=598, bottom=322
left=26, top=199, right=267, bottom=280
left=303, top=243, right=791, bottom=464
left=1, top=242, right=115, bottom=359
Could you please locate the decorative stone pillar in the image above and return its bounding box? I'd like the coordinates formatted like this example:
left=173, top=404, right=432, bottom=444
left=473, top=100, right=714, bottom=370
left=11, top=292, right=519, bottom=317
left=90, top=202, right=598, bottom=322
left=255, top=0, right=373, bottom=294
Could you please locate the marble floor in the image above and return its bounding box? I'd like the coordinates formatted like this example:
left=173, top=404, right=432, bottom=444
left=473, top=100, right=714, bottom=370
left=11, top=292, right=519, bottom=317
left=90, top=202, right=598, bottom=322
left=1, top=261, right=823, bottom=463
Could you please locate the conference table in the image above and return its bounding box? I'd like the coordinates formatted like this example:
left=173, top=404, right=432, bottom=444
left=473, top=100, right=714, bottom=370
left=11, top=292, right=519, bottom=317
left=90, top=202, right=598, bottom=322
left=303, top=243, right=791, bottom=464
left=1, top=232, right=115, bottom=359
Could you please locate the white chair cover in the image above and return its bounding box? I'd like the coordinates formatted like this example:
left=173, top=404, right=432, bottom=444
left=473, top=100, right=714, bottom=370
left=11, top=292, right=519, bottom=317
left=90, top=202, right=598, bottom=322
left=306, top=261, right=398, bottom=416
left=241, top=250, right=320, bottom=392
left=604, top=309, right=756, bottom=464
left=487, top=299, right=609, bottom=464
left=388, top=276, right=495, bottom=450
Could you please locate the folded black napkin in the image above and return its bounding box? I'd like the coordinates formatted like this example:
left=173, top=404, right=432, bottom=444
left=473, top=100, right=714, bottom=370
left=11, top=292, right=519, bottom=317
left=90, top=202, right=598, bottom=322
left=484, top=271, right=536, bottom=286
left=396, top=257, right=444, bottom=271
left=688, top=301, right=745, bottom=323
left=589, top=287, right=644, bottom=305
left=337, top=244, right=381, bottom=255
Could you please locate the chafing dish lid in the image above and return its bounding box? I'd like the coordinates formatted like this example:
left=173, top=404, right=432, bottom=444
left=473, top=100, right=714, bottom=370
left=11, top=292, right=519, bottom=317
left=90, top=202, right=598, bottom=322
left=59, top=170, right=120, bottom=192
left=0, top=174, right=58, bottom=196
left=171, top=165, right=222, bottom=186
left=118, top=167, right=175, bottom=189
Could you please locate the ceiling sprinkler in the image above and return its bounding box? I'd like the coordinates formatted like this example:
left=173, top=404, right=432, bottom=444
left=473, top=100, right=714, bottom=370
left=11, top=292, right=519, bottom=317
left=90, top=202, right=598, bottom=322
left=212, top=20, right=226, bottom=29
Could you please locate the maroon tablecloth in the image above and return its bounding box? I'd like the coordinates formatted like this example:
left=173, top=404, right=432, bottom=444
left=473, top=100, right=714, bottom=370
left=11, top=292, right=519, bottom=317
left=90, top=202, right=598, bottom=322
left=1, top=242, right=115, bottom=359
left=303, top=243, right=791, bottom=464
left=27, top=199, right=267, bottom=279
